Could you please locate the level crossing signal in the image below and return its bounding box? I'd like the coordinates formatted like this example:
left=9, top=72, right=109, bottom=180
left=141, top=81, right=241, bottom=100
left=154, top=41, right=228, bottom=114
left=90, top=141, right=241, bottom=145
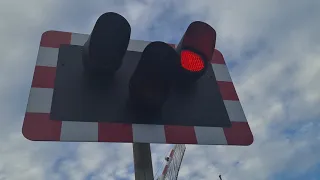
left=22, top=12, right=253, bottom=146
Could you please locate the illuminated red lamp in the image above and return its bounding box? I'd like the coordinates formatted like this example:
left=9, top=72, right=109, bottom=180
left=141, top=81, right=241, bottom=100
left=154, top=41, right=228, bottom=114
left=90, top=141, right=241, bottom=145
left=181, top=50, right=204, bottom=72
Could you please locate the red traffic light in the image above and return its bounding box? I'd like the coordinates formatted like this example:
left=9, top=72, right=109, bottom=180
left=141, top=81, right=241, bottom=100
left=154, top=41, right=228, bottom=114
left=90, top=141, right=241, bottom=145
left=129, top=41, right=179, bottom=111
left=181, top=50, right=205, bottom=72
left=176, top=21, right=216, bottom=83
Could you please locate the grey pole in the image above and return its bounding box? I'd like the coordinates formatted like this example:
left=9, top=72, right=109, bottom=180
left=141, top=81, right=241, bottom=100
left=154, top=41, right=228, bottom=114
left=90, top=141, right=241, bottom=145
left=133, top=143, right=154, bottom=180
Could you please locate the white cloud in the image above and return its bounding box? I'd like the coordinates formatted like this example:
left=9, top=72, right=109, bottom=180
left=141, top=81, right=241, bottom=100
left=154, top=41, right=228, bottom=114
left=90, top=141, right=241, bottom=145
left=0, top=0, right=320, bottom=180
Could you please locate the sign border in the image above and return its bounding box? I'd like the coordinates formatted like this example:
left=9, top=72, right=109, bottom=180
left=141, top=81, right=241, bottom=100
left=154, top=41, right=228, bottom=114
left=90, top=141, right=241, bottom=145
left=22, top=30, right=254, bottom=145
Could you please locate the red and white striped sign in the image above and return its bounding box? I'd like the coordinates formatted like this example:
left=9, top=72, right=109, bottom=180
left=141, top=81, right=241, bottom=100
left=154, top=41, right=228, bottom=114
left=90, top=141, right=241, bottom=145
left=22, top=30, right=253, bottom=145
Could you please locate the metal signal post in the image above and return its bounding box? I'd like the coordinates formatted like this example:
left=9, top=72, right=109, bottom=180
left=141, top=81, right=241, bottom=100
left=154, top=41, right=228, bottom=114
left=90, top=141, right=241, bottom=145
left=133, top=143, right=154, bottom=179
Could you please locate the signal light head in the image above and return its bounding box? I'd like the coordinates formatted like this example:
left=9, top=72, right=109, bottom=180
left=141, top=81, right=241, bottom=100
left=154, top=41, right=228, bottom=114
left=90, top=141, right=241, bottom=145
left=82, top=12, right=131, bottom=75
left=176, top=21, right=216, bottom=83
left=129, top=41, right=179, bottom=111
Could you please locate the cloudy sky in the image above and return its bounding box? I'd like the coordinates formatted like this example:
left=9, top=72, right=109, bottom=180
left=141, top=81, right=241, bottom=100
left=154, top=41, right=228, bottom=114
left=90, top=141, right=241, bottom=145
left=0, top=0, right=320, bottom=179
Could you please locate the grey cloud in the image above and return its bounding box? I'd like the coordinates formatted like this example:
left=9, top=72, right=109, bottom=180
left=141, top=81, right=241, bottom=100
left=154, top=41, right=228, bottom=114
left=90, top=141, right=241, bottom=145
left=1, top=0, right=320, bottom=180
